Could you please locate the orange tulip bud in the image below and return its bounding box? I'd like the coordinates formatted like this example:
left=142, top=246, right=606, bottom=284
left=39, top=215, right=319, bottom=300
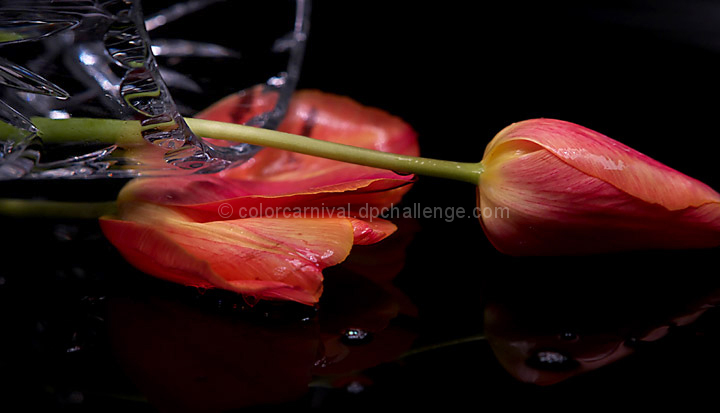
left=478, top=119, right=720, bottom=255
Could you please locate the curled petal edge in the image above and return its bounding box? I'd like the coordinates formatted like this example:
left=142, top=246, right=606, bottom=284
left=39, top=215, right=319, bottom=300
left=484, top=119, right=720, bottom=211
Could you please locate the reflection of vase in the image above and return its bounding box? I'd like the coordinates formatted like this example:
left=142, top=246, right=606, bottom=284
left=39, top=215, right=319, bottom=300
left=0, top=0, right=309, bottom=178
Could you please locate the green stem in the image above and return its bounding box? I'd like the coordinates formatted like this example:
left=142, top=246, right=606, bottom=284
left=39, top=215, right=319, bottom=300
left=27, top=117, right=484, bottom=185
left=0, top=199, right=117, bottom=218
left=308, top=333, right=486, bottom=388
left=398, top=334, right=486, bottom=359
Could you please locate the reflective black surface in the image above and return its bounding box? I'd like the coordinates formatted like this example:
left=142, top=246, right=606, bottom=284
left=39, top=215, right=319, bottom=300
left=2, top=1, right=720, bottom=410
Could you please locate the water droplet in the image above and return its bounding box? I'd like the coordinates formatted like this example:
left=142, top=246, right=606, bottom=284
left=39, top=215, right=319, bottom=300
left=66, top=345, right=82, bottom=353
left=243, top=295, right=259, bottom=307
left=314, top=356, right=328, bottom=368
left=66, top=331, right=84, bottom=353
left=559, top=331, right=579, bottom=341
left=625, top=337, right=641, bottom=348
left=526, top=349, right=579, bottom=372
left=267, top=74, right=287, bottom=87
left=341, top=328, right=373, bottom=346
left=49, top=110, right=70, bottom=119
left=346, top=381, right=365, bottom=394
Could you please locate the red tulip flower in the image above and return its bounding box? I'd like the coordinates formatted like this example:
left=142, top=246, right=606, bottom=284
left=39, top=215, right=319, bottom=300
left=100, top=89, right=418, bottom=305
left=478, top=119, right=720, bottom=255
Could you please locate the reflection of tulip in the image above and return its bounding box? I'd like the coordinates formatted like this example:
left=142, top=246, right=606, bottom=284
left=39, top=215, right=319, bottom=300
left=484, top=277, right=720, bottom=386
left=479, top=119, right=720, bottom=255
left=109, top=295, right=321, bottom=412
left=100, top=89, right=419, bottom=305
left=107, top=238, right=417, bottom=411
left=314, top=270, right=418, bottom=377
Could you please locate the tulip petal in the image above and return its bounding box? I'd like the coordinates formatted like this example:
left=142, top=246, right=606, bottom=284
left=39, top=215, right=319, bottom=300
left=198, top=87, right=420, bottom=182
left=479, top=143, right=720, bottom=255
left=484, top=119, right=720, bottom=210
left=116, top=88, right=418, bottom=221
left=117, top=168, right=413, bottom=222
left=350, top=217, right=397, bottom=245
left=101, top=203, right=364, bottom=304
left=101, top=203, right=398, bottom=304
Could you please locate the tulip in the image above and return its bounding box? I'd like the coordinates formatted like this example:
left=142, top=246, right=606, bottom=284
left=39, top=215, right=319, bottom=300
left=478, top=119, right=720, bottom=255
left=99, top=89, right=419, bottom=305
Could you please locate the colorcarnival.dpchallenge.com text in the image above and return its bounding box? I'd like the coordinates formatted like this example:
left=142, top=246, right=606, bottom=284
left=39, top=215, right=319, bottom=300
left=217, top=203, right=510, bottom=223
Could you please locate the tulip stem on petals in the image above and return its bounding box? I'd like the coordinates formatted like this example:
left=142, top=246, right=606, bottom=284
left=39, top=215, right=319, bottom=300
left=187, top=118, right=485, bottom=184
left=24, top=117, right=485, bottom=184
left=0, top=199, right=117, bottom=218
